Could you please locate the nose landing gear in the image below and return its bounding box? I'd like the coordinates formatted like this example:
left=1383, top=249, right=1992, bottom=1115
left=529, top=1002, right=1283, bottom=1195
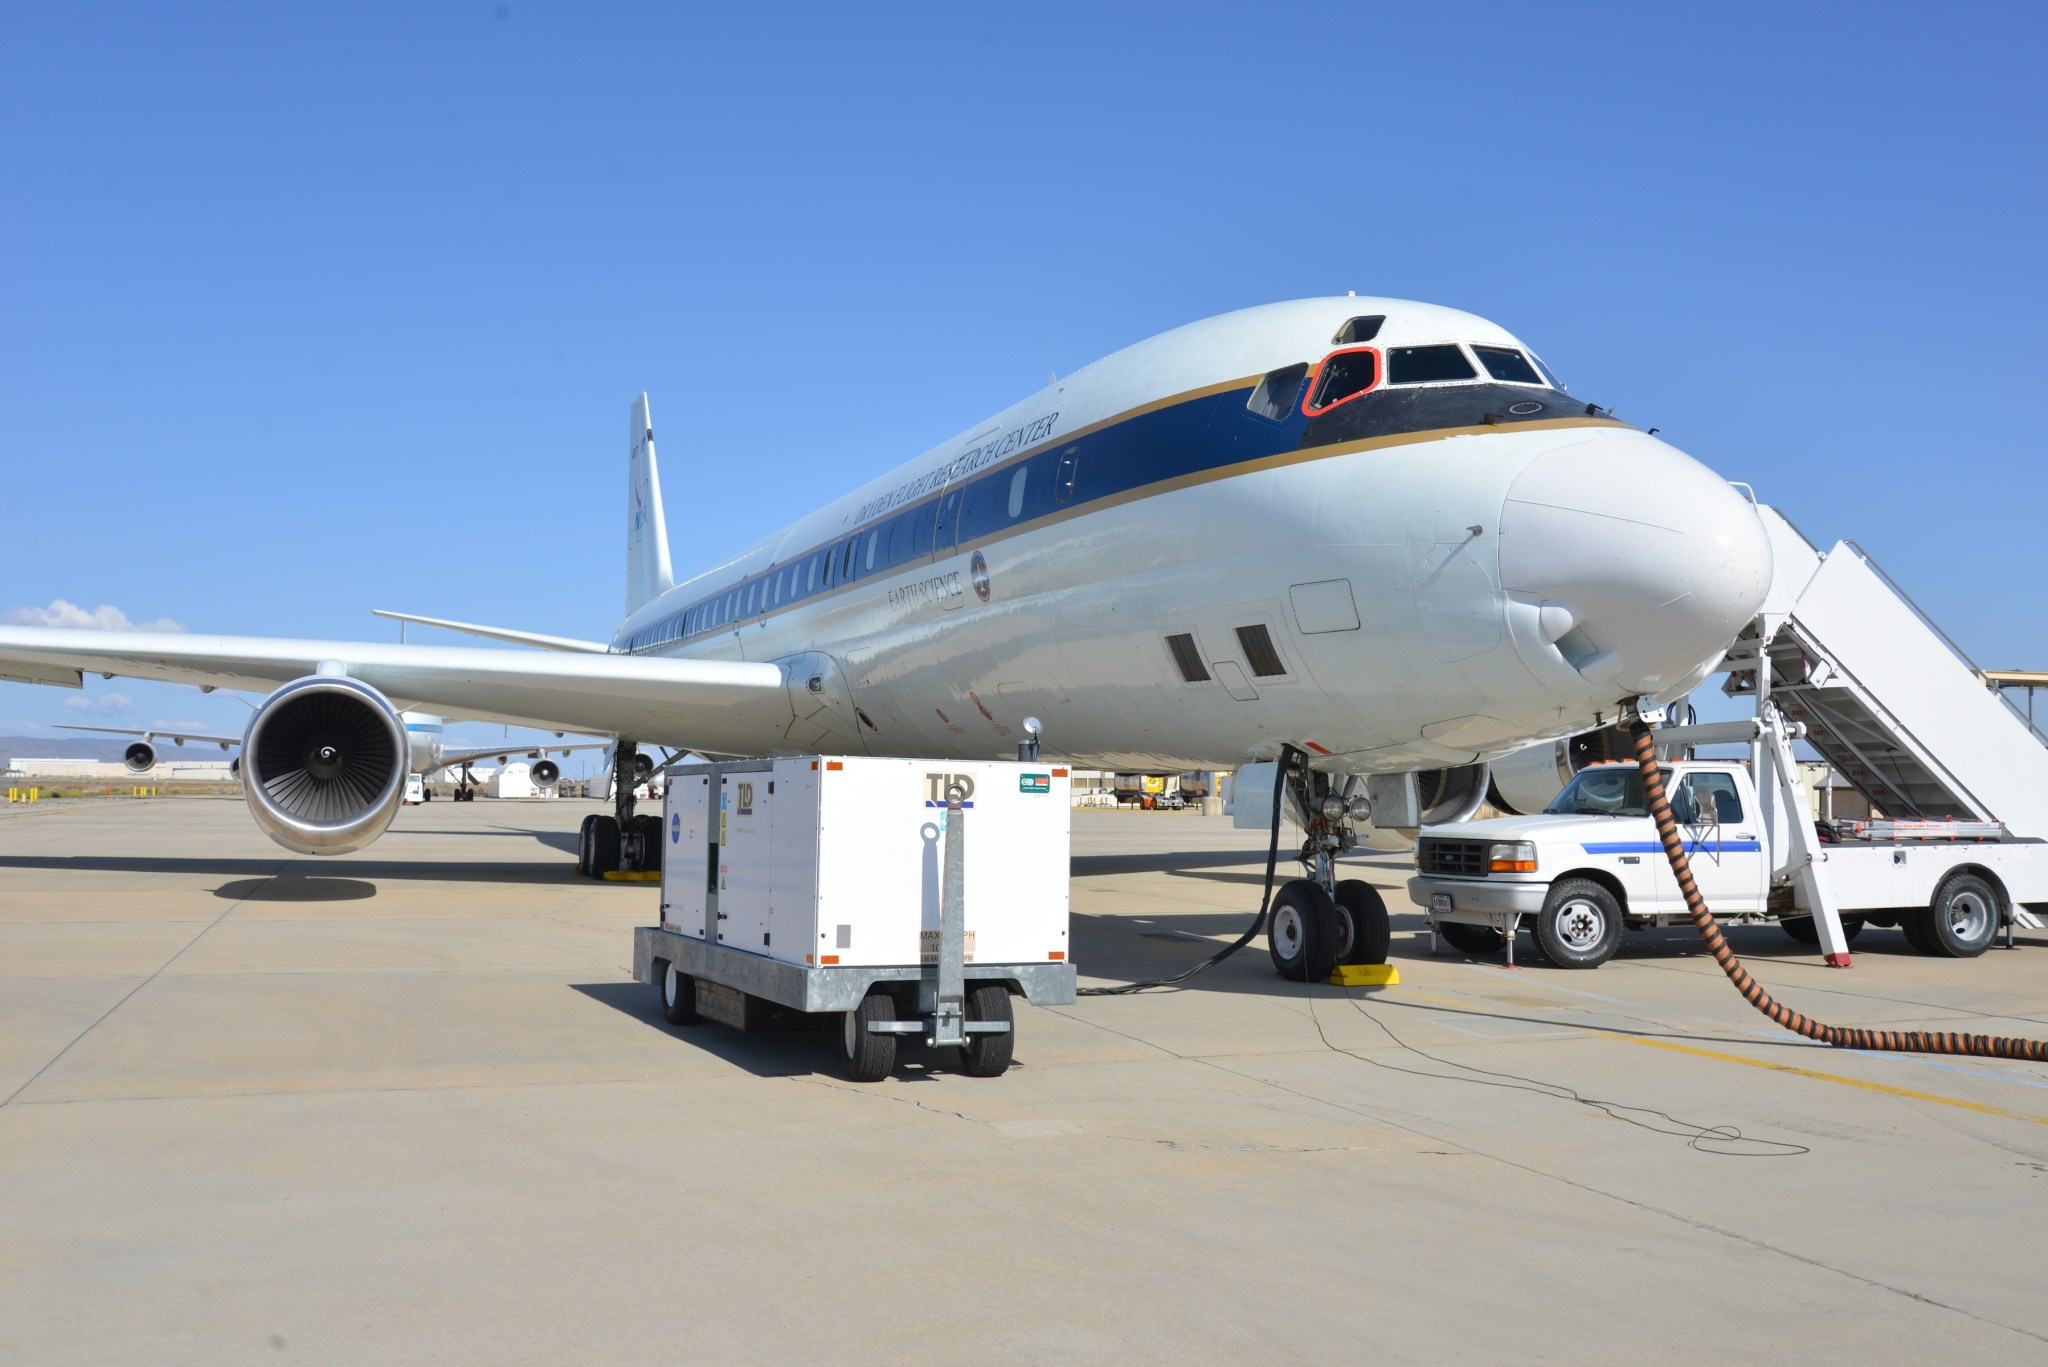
left=576, top=742, right=664, bottom=878
left=1267, top=761, right=1392, bottom=979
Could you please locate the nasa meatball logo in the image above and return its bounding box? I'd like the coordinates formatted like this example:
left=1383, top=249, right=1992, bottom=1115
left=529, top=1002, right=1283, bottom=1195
left=970, top=550, right=991, bottom=602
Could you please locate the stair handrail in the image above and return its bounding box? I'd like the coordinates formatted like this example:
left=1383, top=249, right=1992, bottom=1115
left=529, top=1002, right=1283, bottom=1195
left=1841, top=540, right=2048, bottom=748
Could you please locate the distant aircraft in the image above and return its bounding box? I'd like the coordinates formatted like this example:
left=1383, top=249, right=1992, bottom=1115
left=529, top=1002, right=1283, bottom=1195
left=0, top=296, right=1770, bottom=954
left=54, top=718, right=610, bottom=800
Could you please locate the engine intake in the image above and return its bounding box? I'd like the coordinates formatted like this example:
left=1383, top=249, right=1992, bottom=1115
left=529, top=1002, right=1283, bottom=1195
left=531, top=759, right=561, bottom=787
left=242, top=675, right=409, bottom=854
left=123, top=741, right=156, bottom=774
left=1487, top=725, right=1630, bottom=816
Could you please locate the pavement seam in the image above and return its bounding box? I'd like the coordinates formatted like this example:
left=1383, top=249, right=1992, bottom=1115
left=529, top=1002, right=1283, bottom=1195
left=0, top=855, right=294, bottom=1109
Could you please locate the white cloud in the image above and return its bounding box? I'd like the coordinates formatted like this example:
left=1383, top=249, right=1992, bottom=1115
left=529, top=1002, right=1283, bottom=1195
left=5, top=600, right=184, bottom=632
left=63, top=692, right=134, bottom=716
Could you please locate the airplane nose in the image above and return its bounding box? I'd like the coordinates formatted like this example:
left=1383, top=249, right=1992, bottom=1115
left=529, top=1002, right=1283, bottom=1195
left=1497, top=431, right=1771, bottom=698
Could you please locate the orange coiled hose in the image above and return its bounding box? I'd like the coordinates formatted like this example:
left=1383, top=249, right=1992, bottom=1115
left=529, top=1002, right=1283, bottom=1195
left=1627, top=718, right=2048, bottom=1061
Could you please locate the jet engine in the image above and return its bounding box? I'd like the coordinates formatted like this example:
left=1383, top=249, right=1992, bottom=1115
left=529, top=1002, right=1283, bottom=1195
left=1417, top=763, right=1491, bottom=826
left=1486, top=725, right=1631, bottom=816
left=123, top=741, right=156, bottom=773
left=241, top=675, right=410, bottom=855
left=531, top=759, right=561, bottom=788
left=632, top=752, right=655, bottom=784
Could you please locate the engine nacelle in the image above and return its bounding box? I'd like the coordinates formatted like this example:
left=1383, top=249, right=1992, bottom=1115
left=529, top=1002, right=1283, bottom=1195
left=123, top=741, right=157, bottom=773
left=242, top=675, right=410, bottom=855
left=1486, top=726, right=1631, bottom=816
left=1234, top=761, right=1491, bottom=851
left=632, top=752, right=655, bottom=784
left=531, top=759, right=561, bottom=787
left=228, top=755, right=241, bottom=781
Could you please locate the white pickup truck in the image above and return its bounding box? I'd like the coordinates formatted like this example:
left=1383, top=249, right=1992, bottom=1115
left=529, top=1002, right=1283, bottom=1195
left=1409, top=758, right=2048, bottom=968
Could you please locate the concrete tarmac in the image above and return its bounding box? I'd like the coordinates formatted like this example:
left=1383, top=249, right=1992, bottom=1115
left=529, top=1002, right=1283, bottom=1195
left=4, top=795, right=2048, bottom=1364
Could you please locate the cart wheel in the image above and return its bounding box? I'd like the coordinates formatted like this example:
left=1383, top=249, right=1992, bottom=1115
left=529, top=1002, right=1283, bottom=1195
left=1268, top=879, right=1338, bottom=982
left=1438, top=922, right=1507, bottom=956
left=659, top=960, right=699, bottom=1026
left=1333, top=880, right=1391, bottom=965
left=843, top=990, right=898, bottom=1083
left=957, top=984, right=1015, bottom=1078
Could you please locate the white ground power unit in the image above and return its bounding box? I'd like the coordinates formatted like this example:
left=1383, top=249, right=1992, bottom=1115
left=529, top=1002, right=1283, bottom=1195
left=633, top=756, right=1075, bottom=1080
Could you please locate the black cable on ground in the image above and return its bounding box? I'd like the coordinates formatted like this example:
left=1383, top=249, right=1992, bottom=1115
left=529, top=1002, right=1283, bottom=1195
left=1078, top=744, right=1302, bottom=996
left=1627, top=717, right=2048, bottom=1061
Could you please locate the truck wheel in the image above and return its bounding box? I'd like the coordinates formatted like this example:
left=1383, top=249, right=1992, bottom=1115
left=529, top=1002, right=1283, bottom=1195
left=1534, top=879, right=1623, bottom=969
left=1779, top=916, right=1864, bottom=945
left=1333, top=880, right=1391, bottom=965
left=659, top=960, right=699, bottom=1025
left=1899, top=909, right=1938, bottom=955
left=1438, top=922, right=1507, bottom=956
left=1268, top=879, right=1338, bottom=982
left=956, top=984, right=1015, bottom=1077
left=589, top=816, right=621, bottom=877
left=843, top=990, right=898, bottom=1082
left=1926, top=872, right=2001, bottom=958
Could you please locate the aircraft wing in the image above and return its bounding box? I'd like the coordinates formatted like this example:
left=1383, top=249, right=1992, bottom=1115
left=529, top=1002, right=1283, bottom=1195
left=0, top=627, right=790, bottom=750
left=56, top=723, right=243, bottom=750
left=437, top=739, right=615, bottom=769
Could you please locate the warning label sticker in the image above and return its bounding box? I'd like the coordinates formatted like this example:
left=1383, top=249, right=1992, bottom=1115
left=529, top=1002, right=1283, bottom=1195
left=919, top=930, right=977, bottom=964
left=1020, top=773, right=1051, bottom=794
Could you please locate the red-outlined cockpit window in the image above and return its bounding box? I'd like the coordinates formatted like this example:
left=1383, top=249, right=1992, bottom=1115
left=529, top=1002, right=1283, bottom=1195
left=1302, top=345, right=1381, bottom=416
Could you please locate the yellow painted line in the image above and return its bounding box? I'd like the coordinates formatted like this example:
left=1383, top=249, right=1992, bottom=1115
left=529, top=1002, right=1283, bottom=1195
left=1389, top=985, right=2048, bottom=1126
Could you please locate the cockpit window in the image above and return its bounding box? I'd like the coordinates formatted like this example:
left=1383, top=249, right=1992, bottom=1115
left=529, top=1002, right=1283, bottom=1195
left=1471, top=345, right=1544, bottom=385
left=1332, top=314, right=1384, bottom=344
left=1530, top=353, right=1566, bottom=391
left=1305, top=348, right=1379, bottom=413
left=1386, top=344, right=1477, bottom=385
left=1246, top=363, right=1307, bottom=421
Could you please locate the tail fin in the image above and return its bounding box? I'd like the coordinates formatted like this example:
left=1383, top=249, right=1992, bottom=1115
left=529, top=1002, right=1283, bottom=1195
left=625, top=393, right=675, bottom=615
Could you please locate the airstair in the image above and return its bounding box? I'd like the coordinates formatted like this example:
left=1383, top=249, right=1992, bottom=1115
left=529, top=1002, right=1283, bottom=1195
left=1722, top=506, right=2048, bottom=839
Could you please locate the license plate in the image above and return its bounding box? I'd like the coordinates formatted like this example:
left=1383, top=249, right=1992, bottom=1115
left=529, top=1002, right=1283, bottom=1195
left=1430, top=893, right=1452, bottom=912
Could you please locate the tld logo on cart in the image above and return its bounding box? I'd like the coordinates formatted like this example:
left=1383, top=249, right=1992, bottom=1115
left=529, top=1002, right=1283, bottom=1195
left=923, top=773, right=976, bottom=807
left=1019, top=773, right=1051, bottom=794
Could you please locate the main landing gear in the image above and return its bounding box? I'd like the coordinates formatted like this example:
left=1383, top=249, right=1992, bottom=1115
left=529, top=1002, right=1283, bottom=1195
left=1266, top=762, right=1392, bottom=982
left=576, top=742, right=663, bottom=878
left=452, top=762, right=478, bottom=801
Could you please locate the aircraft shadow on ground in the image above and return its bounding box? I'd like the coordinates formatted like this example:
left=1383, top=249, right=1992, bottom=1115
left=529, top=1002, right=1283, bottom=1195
left=569, top=980, right=988, bottom=1083
left=0, top=855, right=583, bottom=888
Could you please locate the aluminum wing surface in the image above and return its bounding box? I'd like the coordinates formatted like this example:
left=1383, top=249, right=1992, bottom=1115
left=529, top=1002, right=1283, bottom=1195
left=0, top=627, right=790, bottom=751
left=56, top=723, right=243, bottom=750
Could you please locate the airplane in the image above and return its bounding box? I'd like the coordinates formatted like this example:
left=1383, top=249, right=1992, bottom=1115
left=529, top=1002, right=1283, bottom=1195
left=0, top=296, right=1772, bottom=973
left=51, top=717, right=613, bottom=799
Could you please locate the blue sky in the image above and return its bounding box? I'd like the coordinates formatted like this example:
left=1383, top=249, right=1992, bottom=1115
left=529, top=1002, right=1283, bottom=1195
left=3, top=3, right=2044, bottom=772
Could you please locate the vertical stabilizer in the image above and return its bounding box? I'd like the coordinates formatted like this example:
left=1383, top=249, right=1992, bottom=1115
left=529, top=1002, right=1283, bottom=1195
left=626, top=393, right=675, bottom=615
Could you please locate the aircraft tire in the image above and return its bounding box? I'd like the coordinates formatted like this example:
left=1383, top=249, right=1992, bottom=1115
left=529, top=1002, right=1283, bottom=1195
left=1268, top=879, right=1338, bottom=982
left=576, top=814, right=598, bottom=877
left=589, top=816, right=621, bottom=877
left=843, top=990, right=898, bottom=1083
left=1437, top=922, right=1507, bottom=956
left=632, top=814, right=664, bottom=873
left=956, top=984, right=1015, bottom=1078
left=1333, top=879, right=1391, bottom=965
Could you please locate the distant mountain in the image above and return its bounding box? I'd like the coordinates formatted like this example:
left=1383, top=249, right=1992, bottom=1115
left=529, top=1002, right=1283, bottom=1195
left=2, top=734, right=147, bottom=764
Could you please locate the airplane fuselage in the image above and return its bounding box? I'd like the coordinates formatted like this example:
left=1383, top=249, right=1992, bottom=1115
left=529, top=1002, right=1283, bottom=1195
left=611, top=297, right=1769, bottom=775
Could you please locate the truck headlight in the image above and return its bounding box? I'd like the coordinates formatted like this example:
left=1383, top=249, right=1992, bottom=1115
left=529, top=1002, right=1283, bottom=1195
left=1489, top=841, right=1537, bottom=873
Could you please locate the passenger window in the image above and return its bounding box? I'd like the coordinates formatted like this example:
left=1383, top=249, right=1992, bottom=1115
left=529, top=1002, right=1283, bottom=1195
left=1306, top=348, right=1379, bottom=413
left=1054, top=448, right=1079, bottom=504
left=1007, top=467, right=1029, bottom=518
left=864, top=529, right=879, bottom=572
left=809, top=555, right=820, bottom=593
left=1472, top=345, right=1543, bottom=385
left=1247, top=363, right=1308, bottom=421
left=1386, top=344, right=1477, bottom=385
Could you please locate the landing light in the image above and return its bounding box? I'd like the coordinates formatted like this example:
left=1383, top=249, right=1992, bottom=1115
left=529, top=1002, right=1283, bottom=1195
left=1319, top=795, right=1348, bottom=821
